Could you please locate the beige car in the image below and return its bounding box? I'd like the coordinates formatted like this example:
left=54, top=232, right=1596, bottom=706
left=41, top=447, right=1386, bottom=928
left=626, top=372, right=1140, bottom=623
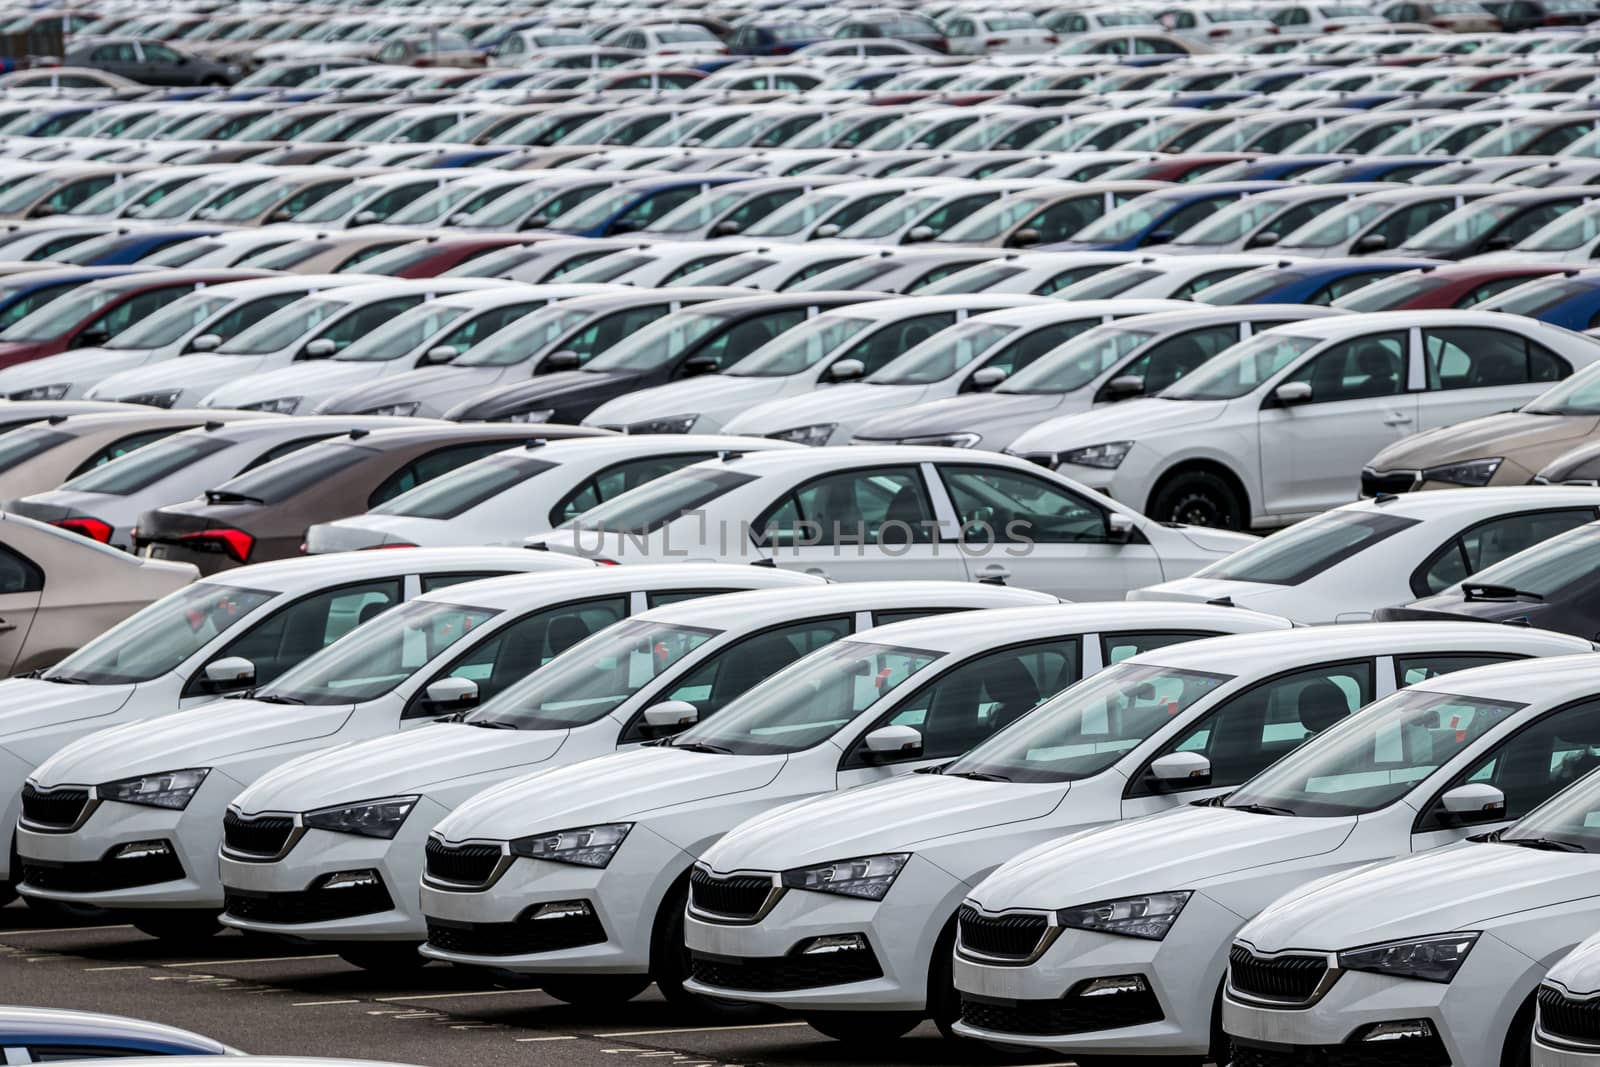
left=0, top=511, right=194, bottom=674
left=0, top=408, right=270, bottom=501
left=1363, top=366, right=1600, bottom=494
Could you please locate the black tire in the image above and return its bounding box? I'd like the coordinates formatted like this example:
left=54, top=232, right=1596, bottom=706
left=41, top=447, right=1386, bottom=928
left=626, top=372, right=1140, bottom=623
left=537, top=974, right=651, bottom=1006
left=651, top=876, right=767, bottom=1019
left=0, top=882, right=15, bottom=908
left=928, top=918, right=962, bottom=1040
left=128, top=910, right=221, bottom=945
left=1148, top=468, right=1247, bottom=530
left=337, top=942, right=427, bottom=972
left=803, top=1011, right=921, bottom=1043
left=1502, top=993, right=1535, bottom=1067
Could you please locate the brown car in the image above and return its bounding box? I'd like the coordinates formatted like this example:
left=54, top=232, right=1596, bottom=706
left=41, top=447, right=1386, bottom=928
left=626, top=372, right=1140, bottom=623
left=136, top=423, right=606, bottom=574
left=0, top=509, right=194, bottom=674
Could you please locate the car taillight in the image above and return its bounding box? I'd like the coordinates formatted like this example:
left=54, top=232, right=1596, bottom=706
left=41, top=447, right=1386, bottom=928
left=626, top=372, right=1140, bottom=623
left=934, top=37, right=949, bottom=51
left=595, top=558, right=619, bottom=566
left=1044, top=32, right=1060, bottom=42
left=773, top=43, right=795, bottom=53
left=1324, top=21, right=1345, bottom=29
left=985, top=35, right=1006, bottom=46
left=1208, top=27, right=1230, bottom=36
left=56, top=517, right=111, bottom=543
left=179, top=528, right=254, bottom=564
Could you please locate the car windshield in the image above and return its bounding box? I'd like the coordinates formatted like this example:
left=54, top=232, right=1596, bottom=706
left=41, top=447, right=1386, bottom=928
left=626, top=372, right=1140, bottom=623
left=466, top=618, right=720, bottom=729
left=1499, top=757, right=1600, bottom=853
left=258, top=598, right=499, bottom=706
left=1162, top=332, right=1318, bottom=400
left=452, top=305, right=593, bottom=367
left=942, top=663, right=1232, bottom=783
left=334, top=304, right=469, bottom=363
left=1195, top=510, right=1421, bottom=585
left=218, top=296, right=349, bottom=354
left=869, top=321, right=1018, bottom=385
left=1450, top=522, right=1600, bottom=598
left=0, top=286, right=115, bottom=342
left=997, top=327, right=1152, bottom=394
left=725, top=315, right=873, bottom=378
left=1525, top=363, right=1600, bottom=415
left=1279, top=199, right=1394, bottom=249
left=935, top=194, right=1053, bottom=243
left=1071, top=194, right=1189, bottom=244
left=584, top=310, right=731, bottom=372
left=560, top=467, right=754, bottom=535
left=666, top=639, right=941, bottom=755
left=371, top=452, right=555, bottom=520
left=1174, top=196, right=1294, bottom=246
left=745, top=192, right=846, bottom=237
left=44, top=581, right=275, bottom=684
left=61, top=433, right=231, bottom=495
left=1332, top=273, right=1452, bottom=312
left=1226, top=688, right=1524, bottom=816
left=1404, top=200, right=1523, bottom=251
left=1052, top=266, right=1161, bottom=301
left=104, top=293, right=231, bottom=350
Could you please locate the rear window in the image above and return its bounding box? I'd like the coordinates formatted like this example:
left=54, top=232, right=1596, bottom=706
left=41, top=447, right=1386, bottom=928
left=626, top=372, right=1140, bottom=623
left=61, top=435, right=232, bottom=496
left=370, top=453, right=556, bottom=520
left=0, top=427, right=70, bottom=473
left=1193, top=510, right=1420, bottom=585
left=209, top=441, right=372, bottom=504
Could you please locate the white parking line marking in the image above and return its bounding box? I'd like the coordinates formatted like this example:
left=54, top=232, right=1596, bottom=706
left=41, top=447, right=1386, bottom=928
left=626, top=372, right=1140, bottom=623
left=375, top=989, right=537, bottom=1002
left=162, top=955, right=337, bottom=968
left=596, top=1023, right=808, bottom=1038
left=85, top=964, right=146, bottom=971
left=0, top=924, right=132, bottom=936
left=514, top=1036, right=578, bottom=1043
left=293, top=999, right=358, bottom=1006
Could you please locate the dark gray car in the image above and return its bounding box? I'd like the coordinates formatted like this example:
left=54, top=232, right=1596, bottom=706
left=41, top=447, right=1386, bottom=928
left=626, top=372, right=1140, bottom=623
left=65, top=37, right=239, bottom=87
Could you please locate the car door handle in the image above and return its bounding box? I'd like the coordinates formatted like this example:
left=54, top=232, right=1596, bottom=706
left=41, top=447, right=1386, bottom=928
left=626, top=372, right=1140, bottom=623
left=1383, top=413, right=1414, bottom=427
left=978, top=566, right=1010, bottom=581
left=0, top=618, right=17, bottom=634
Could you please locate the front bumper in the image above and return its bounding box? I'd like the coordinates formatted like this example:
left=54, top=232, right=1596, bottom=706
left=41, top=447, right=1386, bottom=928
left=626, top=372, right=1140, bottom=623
left=218, top=796, right=448, bottom=942
left=681, top=854, right=964, bottom=1013
left=951, top=891, right=1239, bottom=1056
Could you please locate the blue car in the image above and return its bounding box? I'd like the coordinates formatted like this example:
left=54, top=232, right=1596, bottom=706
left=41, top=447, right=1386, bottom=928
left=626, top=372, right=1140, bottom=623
left=55, top=228, right=227, bottom=266
left=730, top=19, right=828, bottom=55
left=0, top=266, right=150, bottom=328
left=1303, top=155, right=1463, bottom=183
left=0, top=1006, right=236, bottom=1061
left=1195, top=257, right=1441, bottom=306
left=1043, top=181, right=1290, bottom=251
left=1480, top=269, right=1600, bottom=331
left=531, top=175, right=749, bottom=238
left=1210, top=155, right=1350, bottom=181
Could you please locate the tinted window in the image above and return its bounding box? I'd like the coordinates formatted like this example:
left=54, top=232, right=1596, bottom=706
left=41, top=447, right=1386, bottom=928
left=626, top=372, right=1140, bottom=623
left=1423, top=327, right=1567, bottom=391
left=756, top=466, right=936, bottom=547
left=1397, top=652, right=1520, bottom=688
left=369, top=441, right=517, bottom=507
left=374, top=454, right=556, bottom=521
left=1281, top=330, right=1407, bottom=402
left=1102, top=630, right=1217, bottom=665
left=69, top=428, right=180, bottom=477
left=62, top=435, right=232, bottom=495
left=550, top=453, right=714, bottom=526
left=1412, top=508, right=1598, bottom=595
left=0, top=542, right=42, bottom=594
left=939, top=465, right=1110, bottom=544
left=1197, top=511, right=1420, bottom=585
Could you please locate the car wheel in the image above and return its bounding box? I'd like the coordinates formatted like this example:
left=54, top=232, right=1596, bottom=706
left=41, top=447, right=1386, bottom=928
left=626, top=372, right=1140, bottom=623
left=928, top=919, right=962, bottom=1039
left=536, top=974, right=651, bottom=1006
left=337, top=942, right=428, bottom=972
left=1148, top=468, right=1246, bottom=530
left=1502, top=993, right=1535, bottom=1067
left=129, top=910, right=222, bottom=944
left=651, top=876, right=769, bottom=1018
left=802, top=1011, right=921, bottom=1043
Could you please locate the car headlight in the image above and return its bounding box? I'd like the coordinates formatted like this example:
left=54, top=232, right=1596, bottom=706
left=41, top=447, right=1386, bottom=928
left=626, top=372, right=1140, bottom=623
left=1338, top=932, right=1479, bottom=984
left=1059, top=440, right=1135, bottom=469
left=96, top=768, right=210, bottom=810
left=1420, top=457, right=1502, bottom=487
left=123, top=389, right=183, bottom=409
left=363, top=402, right=420, bottom=417
left=770, top=422, right=837, bottom=447
left=781, top=853, right=909, bottom=900
left=626, top=414, right=698, bottom=434
left=508, top=823, right=631, bottom=868
left=1057, top=891, right=1191, bottom=941
left=302, top=795, right=419, bottom=839
left=8, top=383, right=68, bottom=400
left=240, top=396, right=302, bottom=414
left=505, top=408, right=556, bottom=424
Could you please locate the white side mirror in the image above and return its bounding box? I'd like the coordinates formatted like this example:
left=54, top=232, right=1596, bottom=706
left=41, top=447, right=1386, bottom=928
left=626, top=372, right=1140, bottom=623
left=1441, top=782, right=1505, bottom=822
left=304, top=338, right=337, bottom=358
left=906, top=224, right=935, bottom=243
left=190, top=333, right=221, bottom=352
left=425, top=676, right=478, bottom=708
left=423, top=345, right=458, bottom=364
left=813, top=223, right=841, bottom=238
left=353, top=210, right=380, bottom=225
left=643, top=700, right=698, bottom=730
left=828, top=357, right=866, bottom=382
left=969, top=366, right=1008, bottom=390
left=1274, top=381, right=1312, bottom=405
left=204, top=656, right=255, bottom=691
left=1150, top=751, right=1211, bottom=785
left=1107, top=512, right=1136, bottom=543
left=864, top=723, right=923, bottom=760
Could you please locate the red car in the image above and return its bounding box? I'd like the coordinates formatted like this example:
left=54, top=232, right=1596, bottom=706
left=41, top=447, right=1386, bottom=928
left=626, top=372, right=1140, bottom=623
left=351, top=236, right=540, bottom=279
left=1104, top=153, right=1262, bottom=182
left=0, top=268, right=271, bottom=369
left=1330, top=264, right=1572, bottom=312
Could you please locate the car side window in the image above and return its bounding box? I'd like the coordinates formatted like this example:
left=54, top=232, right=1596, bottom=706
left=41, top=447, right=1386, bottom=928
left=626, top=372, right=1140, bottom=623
left=237, top=434, right=338, bottom=474
left=1371, top=199, right=1457, bottom=248
left=0, top=543, right=42, bottom=595
left=1423, top=327, right=1568, bottom=391
left=420, top=571, right=510, bottom=593
left=92, top=287, right=192, bottom=338
left=683, top=308, right=808, bottom=374
left=835, top=313, right=958, bottom=377
left=842, top=638, right=1083, bottom=768
left=559, top=305, right=672, bottom=365
left=1025, top=198, right=1103, bottom=244
left=370, top=442, right=517, bottom=507
left=1411, top=508, right=1598, bottom=595
left=873, top=607, right=970, bottom=626
left=406, top=596, right=629, bottom=718
left=1463, top=278, right=1533, bottom=307
left=1117, top=324, right=1242, bottom=395
left=1282, top=330, right=1407, bottom=403
left=1417, top=696, right=1600, bottom=831
left=1156, top=196, right=1234, bottom=239
left=1038, top=265, right=1105, bottom=295
left=27, top=1045, right=153, bottom=1061
left=70, top=428, right=177, bottom=477
left=551, top=453, right=716, bottom=527
left=1102, top=630, right=1220, bottom=666
left=1309, top=271, right=1388, bottom=305
left=980, top=320, right=1098, bottom=381
left=1171, top=269, right=1251, bottom=301
left=938, top=464, right=1112, bottom=544
left=757, top=465, right=936, bottom=547
left=208, top=292, right=303, bottom=339
left=1396, top=652, right=1523, bottom=688
left=314, top=296, right=425, bottom=355
left=1129, top=660, right=1372, bottom=796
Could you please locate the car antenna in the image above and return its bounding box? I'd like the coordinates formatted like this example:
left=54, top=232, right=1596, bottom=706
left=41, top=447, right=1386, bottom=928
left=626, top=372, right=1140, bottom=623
left=750, top=557, right=777, bottom=568
left=1373, top=492, right=1397, bottom=504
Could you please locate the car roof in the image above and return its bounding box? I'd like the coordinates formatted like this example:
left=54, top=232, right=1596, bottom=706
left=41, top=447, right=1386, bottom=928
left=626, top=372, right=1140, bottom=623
left=842, top=601, right=1293, bottom=653
left=969, top=300, right=1192, bottom=325
left=206, top=546, right=589, bottom=593
left=1261, top=308, right=1581, bottom=337
left=1336, top=485, right=1600, bottom=520
left=637, top=580, right=1059, bottom=629
left=424, top=562, right=822, bottom=608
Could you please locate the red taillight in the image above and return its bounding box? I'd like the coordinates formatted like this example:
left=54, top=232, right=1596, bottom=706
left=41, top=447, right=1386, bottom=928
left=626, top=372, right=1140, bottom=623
left=56, top=517, right=111, bottom=543
left=179, top=528, right=254, bottom=564
left=1208, top=27, right=1230, bottom=36
left=362, top=542, right=419, bottom=550
left=985, top=36, right=1006, bottom=46
left=1044, top=33, right=1060, bottom=42
left=1324, top=21, right=1345, bottom=29
left=595, top=558, right=619, bottom=566
left=772, top=43, right=795, bottom=54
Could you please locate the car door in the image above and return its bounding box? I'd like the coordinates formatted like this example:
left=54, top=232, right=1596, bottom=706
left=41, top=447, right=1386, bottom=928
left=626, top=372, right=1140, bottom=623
left=1415, top=324, right=1570, bottom=431
left=1256, top=329, right=1420, bottom=519
left=0, top=541, right=43, bottom=675
left=937, top=462, right=1164, bottom=598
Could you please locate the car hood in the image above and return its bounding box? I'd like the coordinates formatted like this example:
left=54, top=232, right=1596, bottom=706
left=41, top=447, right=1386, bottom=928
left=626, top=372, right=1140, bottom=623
left=0, top=346, right=157, bottom=393
left=1008, top=397, right=1229, bottom=454
left=587, top=376, right=799, bottom=428
left=316, top=365, right=508, bottom=414
left=234, top=722, right=569, bottom=811
left=202, top=361, right=388, bottom=409
left=701, top=772, right=1067, bottom=873
left=1367, top=411, right=1596, bottom=470
left=724, top=382, right=932, bottom=434
left=969, top=804, right=1357, bottom=910
left=432, top=745, right=784, bottom=842
left=29, top=698, right=355, bottom=786
left=90, top=354, right=267, bottom=397
left=1242, top=843, right=1600, bottom=951
left=853, top=392, right=1068, bottom=440
left=475, top=369, right=628, bottom=408
left=0, top=677, right=134, bottom=747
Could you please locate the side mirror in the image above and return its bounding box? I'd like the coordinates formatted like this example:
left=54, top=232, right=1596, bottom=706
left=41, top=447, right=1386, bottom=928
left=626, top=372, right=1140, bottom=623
left=713, top=220, right=741, bottom=236
left=1107, top=512, right=1136, bottom=543
left=74, top=328, right=110, bottom=349
left=541, top=349, right=580, bottom=373
left=640, top=699, right=698, bottom=736
left=1354, top=232, right=1388, bottom=253
left=520, top=214, right=551, bottom=231
left=1149, top=751, right=1212, bottom=790
left=969, top=365, right=1007, bottom=391
left=862, top=723, right=923, bottom=763
left=268, top=209, right=292, bottom=223
left=1274, top=381, right=1313, bottom=406
left=203, top=656, right=256, bottom=694
left=1439, top=782, right=1506, bottom=826
left=303, top=338, right=337, bottom=359
left=1246, top=231, right=1280, bottom=249
left=813, top=222, right=841, bottom=239
left=422, top=344, right=458, bottom=365
left=682, top=355, right=719, bottom=377
left=906, top=224, right=935, bottom=243
left=31, top=204, right=57, bottom=218
left=1104, top=374, right=1145, bottom=400
left=1010, top=227, right=1042, bottom=248
left=189, top=333, right=221, bottom=353
left=352, top=210, right=380, bottom=226
left=1144, top=229, right=1176, bottom=245
left=423, top=676, right=478, bottom=713
left=827, top=357, right=866, bottom=382
left=1485, top=234, right=1513, bottom=251
left=448, top=213, right=470, bottom=226
left=610, top=219, right=640, bottom=234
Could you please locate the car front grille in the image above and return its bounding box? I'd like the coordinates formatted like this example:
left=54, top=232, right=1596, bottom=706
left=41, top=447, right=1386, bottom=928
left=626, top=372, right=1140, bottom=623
left=19, top=783, right=91, bottom=831
left=689, top=946, right=882, bottom=992
left=423, top=838, right=504, bottom=889
left=424, top=908, right=606, bottom=957
left=1230, top=1036, right=1450, bottom=1067
left=1539, top=984, right=1600, bottom=1048
left=223, top=882, right=393, bottom=926
left=957, top=905, right=1051, bottom=962
left=959, top=983, right=1163, bottom=1037
left=1229, top=945, right=1331, bottom=1004
left=688, top=867, right=779, bottom=921
left=222, top=810, right=297, bottom=860
left=1360, top=468, right=1420, bottom=496
left=21, top=849, right=184, bottom=893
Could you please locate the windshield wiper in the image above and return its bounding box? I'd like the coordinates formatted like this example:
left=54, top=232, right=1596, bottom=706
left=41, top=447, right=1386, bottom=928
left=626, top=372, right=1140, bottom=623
left=1462, top=583, right=1544, bottom=602
left=204, top=488, right=266, bottom=505
left=1500, top=836, right=1586, bottom=853
left=673, top=741, right=732, bottom=754
left=465, top=719, right=518, bottom=730
left=945, top=770, right=1012, bottom=782
left=41, top=673, right=92, bottom=684
left=1228, top=802, right=1295, bottom=816
left=252, top=693, right=306, bottom=705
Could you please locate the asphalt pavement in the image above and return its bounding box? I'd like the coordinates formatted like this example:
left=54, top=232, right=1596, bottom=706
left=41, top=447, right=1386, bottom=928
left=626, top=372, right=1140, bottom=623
left=0, top=901, right=1071, bottom=1067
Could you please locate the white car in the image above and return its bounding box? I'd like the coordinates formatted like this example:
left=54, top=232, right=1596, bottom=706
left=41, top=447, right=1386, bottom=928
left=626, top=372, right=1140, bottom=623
left=532, top=446, right=1259, bottom=598
left=917, top=252, right=1147, bottom=297
left=0, top=276, right=371, bottom=403
left=15, top=564, right=819, bottom=939
left=1131, top=487, right=1600, bottom=623
left=852, top=305, right=1345, bottom=452
left=418, top=601, right=1252, bottom=1006
left=1005, top=312, right=1600, bottom=530
left=84, top=280, right=507, bottom=410
left=561, top=242, right=760, bottom=286
left=1157, top=5, right=1277, bottom=44
left=283, top=172, right=467, bottom=230
left=723, top=301, right=1191, bottom=446
left=216, top=581, right=1053, bottom=965
left=943, top=12, right=1058, bottom=53
left=0, top=547, right=586, bottom=899
left=1537, top=926, right=1600, bottom=1066
left=835, top=181, right=1052, bottom=246
left=1263, top=1, right=1389, bottom=32
left=1476, top=199, right=1600, bottom=266
left=584, top=295, right=1047, bottom=436
left=1050, top=254, right=1286, bottom=302
left=306, top=435, right=801, bottom=552
left=136, top=227, right=325, bottom=270
left=671, top=246, right=880, bottom=291
left=684, top=621, right=1574, bottom=1041
left=197, top=287, right=556, bottom=415
left=1227, top=705, right=1600, bottom=1067
left=953, top=644, right=1599, bottom=1064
